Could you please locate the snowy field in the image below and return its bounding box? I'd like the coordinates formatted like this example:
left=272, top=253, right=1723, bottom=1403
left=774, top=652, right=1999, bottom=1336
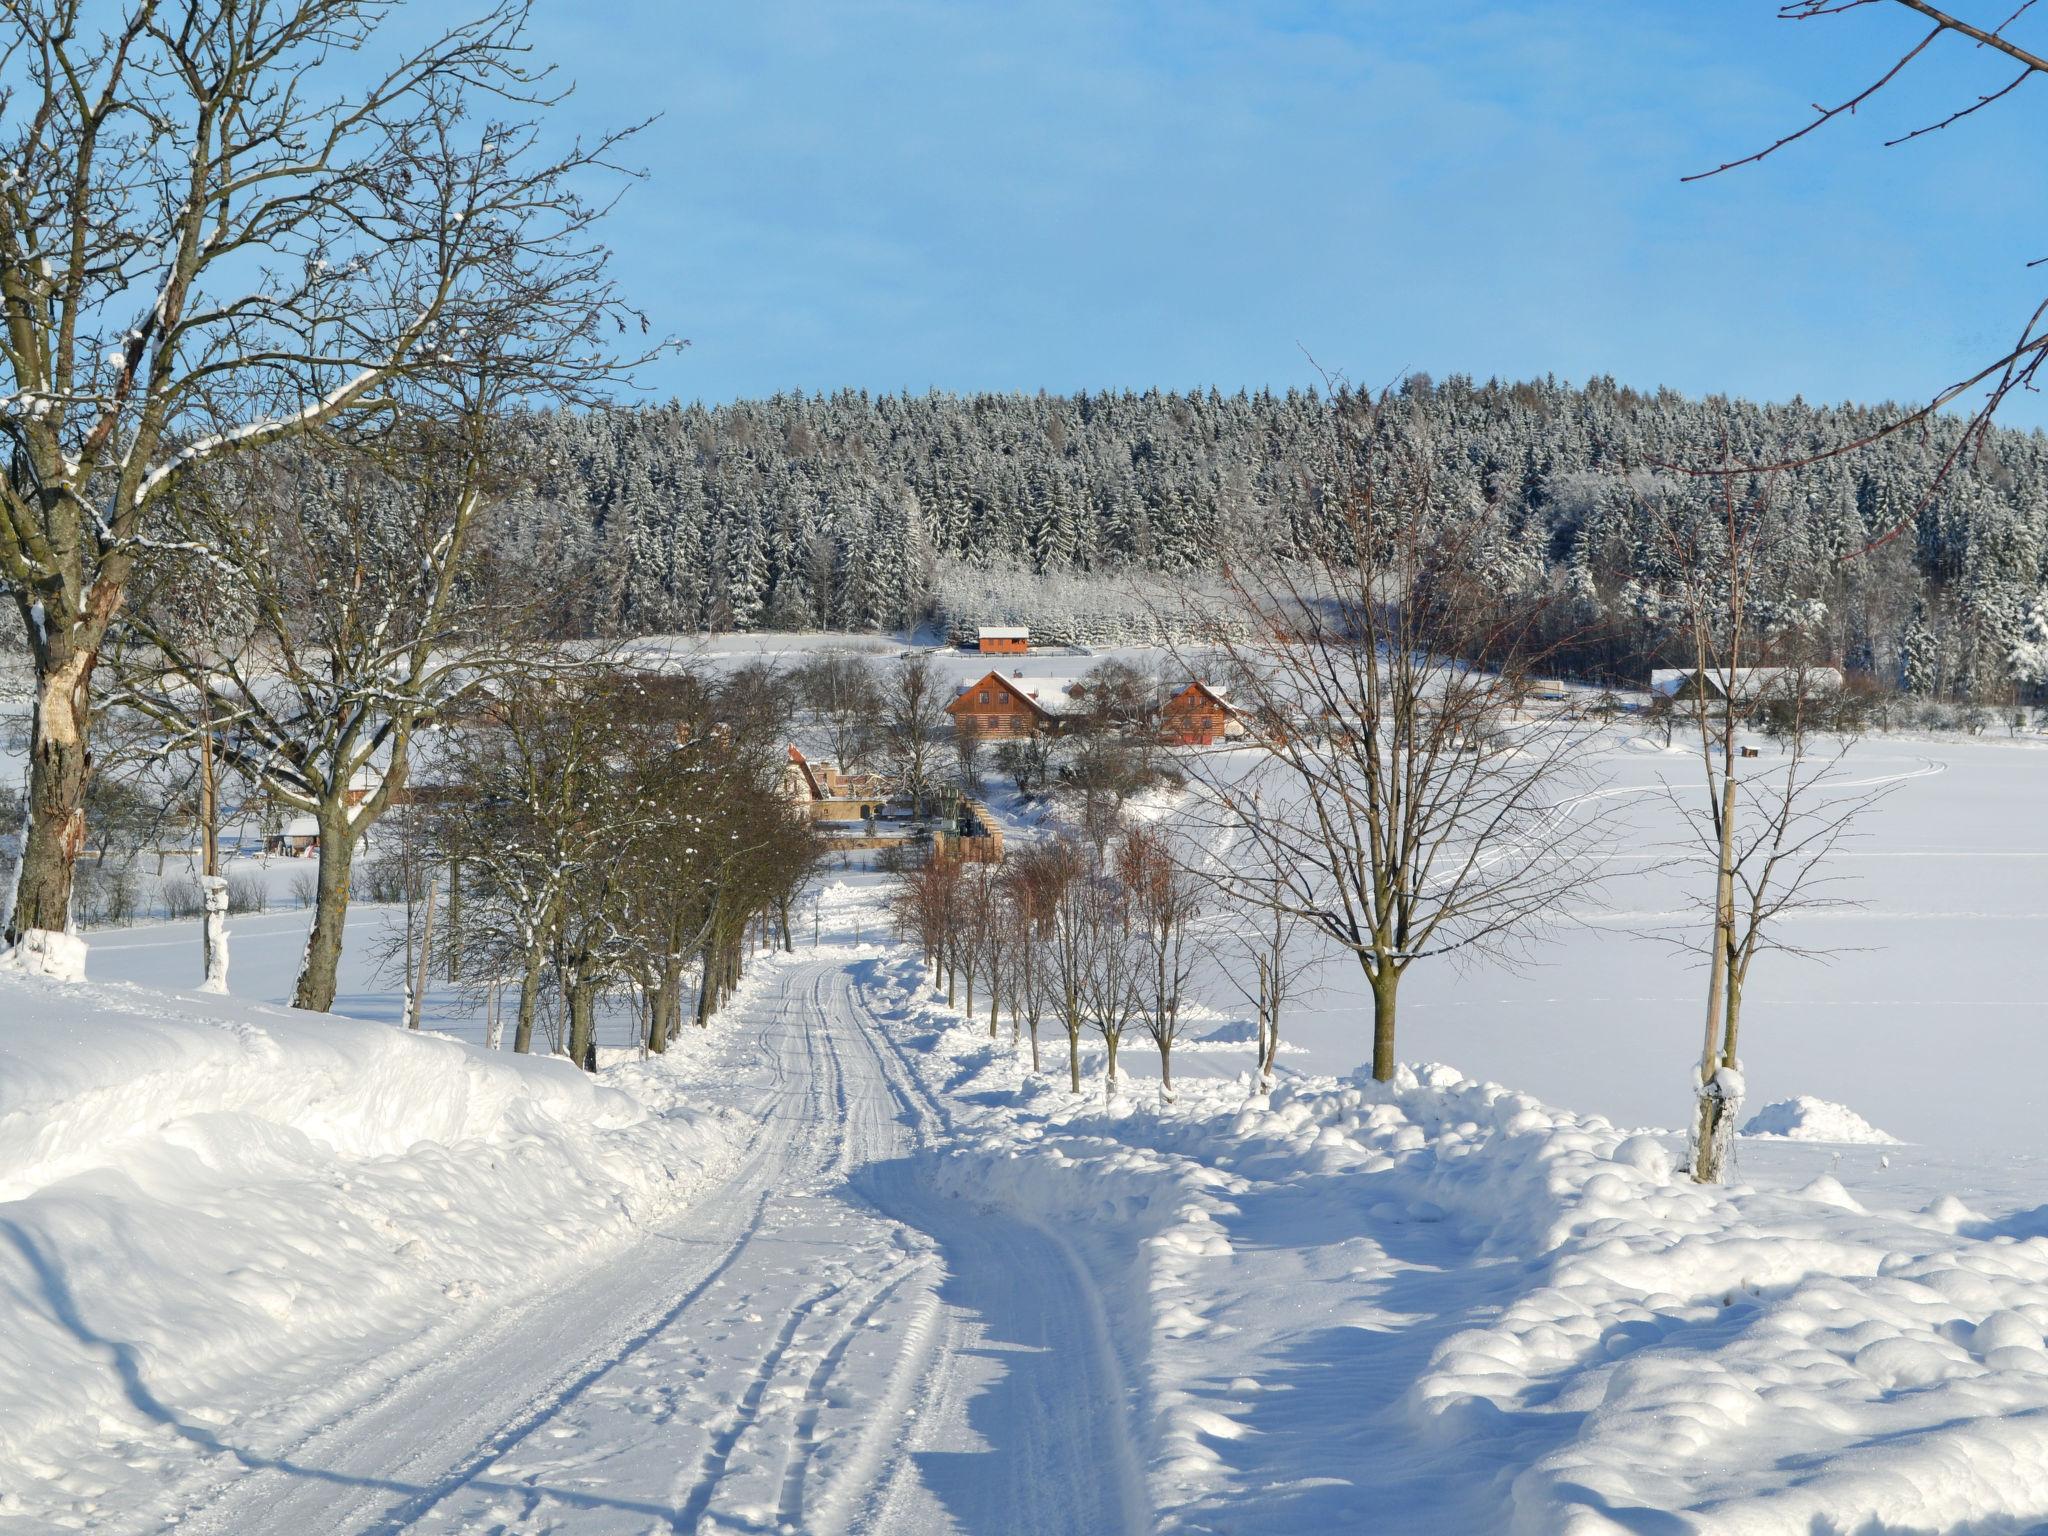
left=12, top=879, right=2048, bottom=1532
left=7, top=639, right=2048, bottom=1531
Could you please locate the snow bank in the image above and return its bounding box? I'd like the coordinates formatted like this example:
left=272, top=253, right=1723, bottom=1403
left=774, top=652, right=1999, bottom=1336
left=0, top=973, right=738, bottom=1528
left=859, top=947, right=2048, bottom=1534
left=1742, top=1093, right=1902, bottom=1145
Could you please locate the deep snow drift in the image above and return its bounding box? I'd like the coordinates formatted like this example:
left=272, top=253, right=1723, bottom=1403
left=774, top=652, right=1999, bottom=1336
left=0, top=973, right=737, bottom=1529
left=1743, top=1095, right=1902, bottom=1145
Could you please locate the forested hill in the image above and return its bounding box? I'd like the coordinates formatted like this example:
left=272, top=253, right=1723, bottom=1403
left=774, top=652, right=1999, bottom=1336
left=495, top=377, right=2048, bottom=699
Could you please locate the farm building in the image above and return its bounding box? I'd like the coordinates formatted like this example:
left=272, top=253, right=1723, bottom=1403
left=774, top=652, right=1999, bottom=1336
left=976, top=626, right=1030, bottom=655
left=946, top=670, right=1086, bottom=739
left=1650, top=667, right=1845, bottom=705
left=1159, top=681, right=1244, bottom=746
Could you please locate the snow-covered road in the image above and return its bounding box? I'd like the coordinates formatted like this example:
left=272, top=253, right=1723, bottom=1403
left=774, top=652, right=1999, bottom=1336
left=162, top=957, right=1143, bottom=1536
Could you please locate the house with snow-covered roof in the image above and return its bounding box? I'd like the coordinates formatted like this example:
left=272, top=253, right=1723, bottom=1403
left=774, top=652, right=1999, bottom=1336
left=1159, top=680, right=1245, bottom=746
left=946, top=669, right=1087, bottom=739
left=976, top=625, right=1030, bottom=655
left=1650, top=666, right=1844, bottom=705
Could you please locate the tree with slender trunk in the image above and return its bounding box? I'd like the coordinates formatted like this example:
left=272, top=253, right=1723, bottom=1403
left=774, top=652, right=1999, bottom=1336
left=1040, top=838, right=1093, bottom=1094
left=1079, top=869, right=1144, bottom=1103
left=1647, top=476, right=1893, bottom=1182
left=1121, top=823, right=1201, bottom=1101
left=1174, top=387, right=1605, bottom=1082
left=0, top=0, right=660, bottom=969
left=882, top=652, right=949, bottom=819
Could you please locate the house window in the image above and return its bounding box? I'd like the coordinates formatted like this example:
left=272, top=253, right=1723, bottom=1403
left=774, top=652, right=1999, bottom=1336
left=1200, top=717, right=1214, bottom=731
left=997, top=691, right=1010, bottom=704
left=979, top=690, right=990, bottom=704
left=1010, top=715, right=1022, bottom=731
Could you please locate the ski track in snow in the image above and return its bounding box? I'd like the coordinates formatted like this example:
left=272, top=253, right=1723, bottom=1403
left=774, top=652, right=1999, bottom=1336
left=154, top=959, right=1146, bottom=1536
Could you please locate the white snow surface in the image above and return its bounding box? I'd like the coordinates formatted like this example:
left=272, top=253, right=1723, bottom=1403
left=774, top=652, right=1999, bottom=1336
left=8, top=878, right=2048, bottom=1533
left=1743, top=1094, right=1903, bottom=1145
left=0, top=972, right=739, bottom=1529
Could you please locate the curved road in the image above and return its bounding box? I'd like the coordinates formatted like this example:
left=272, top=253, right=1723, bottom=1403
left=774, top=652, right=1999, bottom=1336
left=160, top=956, right=1146, bottom=1536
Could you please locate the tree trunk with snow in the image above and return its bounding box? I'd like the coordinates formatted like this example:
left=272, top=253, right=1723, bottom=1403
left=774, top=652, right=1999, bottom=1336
left=567, top=979, right=598, bottom=1070
left=7, top=655, right=93, bottom=958
left=294, top=802, right=360, bottom=1013
left=406, top=875, right=438, bottom=1031
left=514, top=939, right=545, bottom=1054
left=199, top=876, right=230, bottom=995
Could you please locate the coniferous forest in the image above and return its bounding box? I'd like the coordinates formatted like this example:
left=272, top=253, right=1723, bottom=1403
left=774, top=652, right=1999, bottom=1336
left=503, top=375, right=2048, bottom=700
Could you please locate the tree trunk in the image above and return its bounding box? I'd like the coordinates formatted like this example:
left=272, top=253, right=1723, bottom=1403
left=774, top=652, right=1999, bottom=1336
left=1105, top=1032, right=1120, bottom=1099
left=406, top=873, right=438, bottom=1030
left=444, top=857, right=463, bottom=983
left=1068, top=1025, right=1081, bottom=1094
left=513, top=938, right=543, bottom=1054
left=1028, top=1020, right=1040, bottom=1073
left=292, top=802, right=357, bottom=1012
left=988, top=980, right=999, bottom=1039
left=567, top=978, right=597, bottom=1070
left=1692, top=767, right=1741, bottom=1184
left=1369, top=964, right=1400, bottom=1083
left=197, top=726, right=228, bottom=993
left=7, top=653, right=93, bottom=953
left=199, top=875, right=230, bottom=994
left=1159, top=1038, right=1173, bottom=1098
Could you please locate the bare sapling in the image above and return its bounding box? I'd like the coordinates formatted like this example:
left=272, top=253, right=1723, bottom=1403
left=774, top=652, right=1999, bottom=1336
left=1649, top=475, right=1893, bottom=1183
left=1121, top=824, right=1201, bottom=1102
left=1080, top=869, right=1145, bottom=1102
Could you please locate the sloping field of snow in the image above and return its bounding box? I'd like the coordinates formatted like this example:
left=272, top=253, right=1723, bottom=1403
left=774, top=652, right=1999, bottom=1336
left=0, top=974, right=739, bottom=1529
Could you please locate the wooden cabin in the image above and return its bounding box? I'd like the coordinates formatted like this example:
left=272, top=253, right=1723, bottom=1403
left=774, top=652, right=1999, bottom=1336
left=976, top=626, right=1030, bottom=655
left=946, top=670, right=1084, bottom=739
left=1159, top=681, right=1244, bottom=746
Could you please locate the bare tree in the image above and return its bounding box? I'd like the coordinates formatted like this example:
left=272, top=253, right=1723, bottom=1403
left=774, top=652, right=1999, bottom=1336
left=1079, top=867, right=1144, bottom=1102
left=1687, top=3, right=2048, bottom=537
left=0, top=0, right=662, bottom=968
left=1650, top=478, right=1894, bottom=1182
left=1176, top=390, right=1605, bottom=1082
left=1121, top=823, right=1202, bottom=1100
left=1003, top=845, right=1059, bottom=1072
left=953, top=715, right=987, bottom=798
left=792, top=649, right=880, bottom=774
left=882, top=652, right=949, bottom=819
left=1040, top=837, right=1093, bottom=1094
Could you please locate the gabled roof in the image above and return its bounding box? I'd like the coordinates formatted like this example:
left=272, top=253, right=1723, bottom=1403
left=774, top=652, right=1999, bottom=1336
left=1165, top=680, right=1236, bottom=713
left=977, top=625, right=1029, bottom=640
left=949, top=670, right=1087, bottom=717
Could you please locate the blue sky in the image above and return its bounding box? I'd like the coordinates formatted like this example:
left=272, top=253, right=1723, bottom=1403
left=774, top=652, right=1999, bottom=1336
left=521, top=1, right=2048, bottom=424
